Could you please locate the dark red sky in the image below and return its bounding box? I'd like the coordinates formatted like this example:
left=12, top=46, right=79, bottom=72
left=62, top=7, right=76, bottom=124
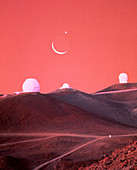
left=0, top=0, right=137, bottom=94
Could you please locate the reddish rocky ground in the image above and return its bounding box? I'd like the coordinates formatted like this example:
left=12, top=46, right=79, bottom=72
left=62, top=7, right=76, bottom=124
left=0, top=83, right=137, bottom=169
left=80, top=140, right=137, bottom=170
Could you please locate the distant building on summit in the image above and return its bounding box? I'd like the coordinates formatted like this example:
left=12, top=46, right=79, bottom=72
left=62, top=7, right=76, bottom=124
left=22, top=78, right=40, bottom=92
left=14, top=91, right=21, bottom=95
left=119, top=73, right=128, bottom=83
left=60, top=83, right=72, bottom=89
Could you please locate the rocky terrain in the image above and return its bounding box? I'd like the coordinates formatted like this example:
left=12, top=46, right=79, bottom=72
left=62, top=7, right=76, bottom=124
left=81, top=140, right=137, bottom=170
left=0, top=83, right=137, bottom=169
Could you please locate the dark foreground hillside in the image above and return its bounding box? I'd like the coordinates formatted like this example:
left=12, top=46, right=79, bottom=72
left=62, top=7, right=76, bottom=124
left=80, top=140, right=137, bottom=169
left=0, top=84, right=137, bottom=169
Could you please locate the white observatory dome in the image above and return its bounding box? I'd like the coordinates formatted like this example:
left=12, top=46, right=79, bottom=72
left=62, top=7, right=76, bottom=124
left=22, top=78, right=40, bottom=92
left=119, top=73, right=128, bottom=83
left=60, top=83, right=70, bottom=89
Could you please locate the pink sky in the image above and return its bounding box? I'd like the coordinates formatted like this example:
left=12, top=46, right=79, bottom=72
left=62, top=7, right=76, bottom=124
left=0, top=0, right=137, bottom=94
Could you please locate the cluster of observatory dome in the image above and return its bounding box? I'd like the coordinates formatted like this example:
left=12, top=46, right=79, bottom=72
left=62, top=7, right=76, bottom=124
left=17, top=78, right=72, bottom=94
left=16, top=73, right=128, bottom=93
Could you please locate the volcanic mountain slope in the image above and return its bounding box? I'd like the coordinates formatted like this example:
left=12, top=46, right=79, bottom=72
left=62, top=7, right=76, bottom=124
left=0, top=92, right=99, bottom=133
left=0, top=91, right=136, bottom=135
left=96, top=83, right=137, bottom=93
left=0, top=85, right=137, bottom=169
left=48, top=84, right=137, bottom=128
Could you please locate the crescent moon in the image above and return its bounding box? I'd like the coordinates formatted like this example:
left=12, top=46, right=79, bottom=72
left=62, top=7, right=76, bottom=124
left=52, top=42, right=67, bottom=55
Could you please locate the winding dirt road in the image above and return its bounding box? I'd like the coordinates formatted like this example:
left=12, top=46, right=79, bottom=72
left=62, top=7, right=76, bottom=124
left=92, top=88, right=137, bottom=95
